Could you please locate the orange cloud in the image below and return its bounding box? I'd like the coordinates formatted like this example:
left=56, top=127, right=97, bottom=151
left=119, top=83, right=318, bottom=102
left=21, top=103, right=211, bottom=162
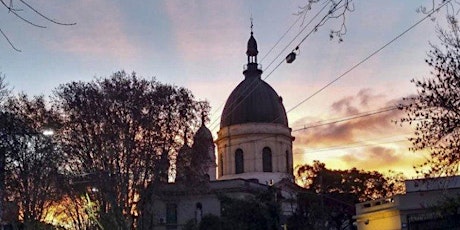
left=292, top=88, right=421, bottom=177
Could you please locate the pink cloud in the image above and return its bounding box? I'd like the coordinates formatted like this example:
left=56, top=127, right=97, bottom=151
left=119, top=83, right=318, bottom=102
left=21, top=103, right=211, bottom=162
left=164, top=1, right=245, bottom=63
left=47, top=0, right=139, bottom=61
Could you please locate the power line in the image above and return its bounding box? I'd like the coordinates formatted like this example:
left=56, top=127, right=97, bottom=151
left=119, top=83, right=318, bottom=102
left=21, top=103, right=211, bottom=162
left=299, top=138, right=409, bottom=154
left=292, top=106, right=398, bottom=132
left=262, top=1, right=331, bottom=72
left=215, top=106, right=405, bottom=150
left=209, top=2, right=334, bottom=132
left=259, top=7, right=304, bottom=63
left=285, top=0, right=451, bottom=115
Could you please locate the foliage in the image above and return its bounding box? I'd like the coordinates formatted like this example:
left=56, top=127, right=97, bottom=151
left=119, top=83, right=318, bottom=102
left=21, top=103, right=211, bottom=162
left=219, top=189, right=280, bottom=230
left=198, top=214, right=222, bottom=230
left=0, top=94, right=63, bottom=227
left=292, top=161, right=404, bottom=229
left=53, top=71, right=208, bottom=229
left=400, top=17, right=460, bottom=176
left=0, top=74, right=10, bottom=103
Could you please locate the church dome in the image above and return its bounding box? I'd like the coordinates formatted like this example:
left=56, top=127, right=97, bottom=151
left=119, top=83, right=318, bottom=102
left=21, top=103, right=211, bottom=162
left=220, top=77, right=288, bottom=128
left=220, top=31, right=288, bottom=128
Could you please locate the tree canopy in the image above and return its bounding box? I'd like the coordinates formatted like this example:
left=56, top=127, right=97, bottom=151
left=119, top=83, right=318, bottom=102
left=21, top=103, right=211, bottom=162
left=291, top=161, right=404, bottom=230
left=0, top=71, right=208, bottom=229
left=53, top=71, right=208, bottom=228
left=0, top=94, right=63, bottom=228
left=400, top=17, right=460, bottom=176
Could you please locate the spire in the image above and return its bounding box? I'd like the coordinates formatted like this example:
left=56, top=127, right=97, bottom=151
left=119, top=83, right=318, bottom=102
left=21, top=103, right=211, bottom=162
left=246, top=17, right=258, bottom=63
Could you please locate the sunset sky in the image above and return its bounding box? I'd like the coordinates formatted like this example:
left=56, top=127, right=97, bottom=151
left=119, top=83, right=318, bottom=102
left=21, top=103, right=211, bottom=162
left=0, top=0, right=451, bottom=178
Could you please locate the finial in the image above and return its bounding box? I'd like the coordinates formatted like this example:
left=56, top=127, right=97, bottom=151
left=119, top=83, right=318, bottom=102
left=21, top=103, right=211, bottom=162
left=250, top=16, right=254, bottom=34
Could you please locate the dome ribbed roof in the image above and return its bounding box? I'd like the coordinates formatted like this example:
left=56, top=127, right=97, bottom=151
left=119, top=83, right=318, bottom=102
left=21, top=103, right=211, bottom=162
left=220, top=77, right=288, bottom=128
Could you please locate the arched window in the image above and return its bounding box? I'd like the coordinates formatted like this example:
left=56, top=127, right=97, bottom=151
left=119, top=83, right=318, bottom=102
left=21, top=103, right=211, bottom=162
left=219, top=153, right=224, bottom=177
left=235, top=148, right=244, bottom=174
left=262, top=147, right=272, bottom=172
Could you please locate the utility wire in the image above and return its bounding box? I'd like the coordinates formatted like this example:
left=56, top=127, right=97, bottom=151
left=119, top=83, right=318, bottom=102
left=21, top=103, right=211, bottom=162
left=216, top=107, right=404, bottom=150
left=262, top=1, right=331, bottom=72
left=285, top=0, right=451, bottom=115
left=209, top=2, right=333, bottom=132
left=300, top=139, right=409, bottom=154
left=292, top=106, right=398, bottom=132
left=259, top=7, right=304, bottom=63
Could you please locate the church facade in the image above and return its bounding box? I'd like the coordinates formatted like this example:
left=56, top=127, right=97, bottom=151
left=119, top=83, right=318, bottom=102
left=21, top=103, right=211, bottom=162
left=141, top=29, right=297, bottom=230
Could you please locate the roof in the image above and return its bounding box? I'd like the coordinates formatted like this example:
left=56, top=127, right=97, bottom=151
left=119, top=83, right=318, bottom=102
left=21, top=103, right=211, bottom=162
left=220, top=69, right=288, bottom=128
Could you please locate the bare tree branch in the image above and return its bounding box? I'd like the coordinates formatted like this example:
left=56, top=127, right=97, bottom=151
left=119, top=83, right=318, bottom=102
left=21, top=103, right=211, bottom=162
left=298, top=0, right=459, bottom=42
left=0, top=28, right=21, bottom=52
left=18, top=0, right=76, bottom=26
left=0, top=0, right=76, bottom=52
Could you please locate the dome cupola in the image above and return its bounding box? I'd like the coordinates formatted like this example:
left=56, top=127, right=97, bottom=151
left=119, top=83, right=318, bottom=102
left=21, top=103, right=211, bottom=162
left=246, top=32, right=258, bottom=58
left=220, top=29, right=288, bottom=128
left=216, top=25, right=294, bottom=185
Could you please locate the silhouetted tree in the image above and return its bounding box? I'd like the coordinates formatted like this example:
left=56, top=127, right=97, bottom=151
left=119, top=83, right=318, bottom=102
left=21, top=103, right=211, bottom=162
left=292, top=161, right=404, bottom=230
left=0, top=94, right=63, bottom=228
left=54, top=71, right=207, bottom=229
left=219, top=189, right=281, bottom=230
left=0, top=75, right=10, bottom=103
left=400, top=16, right=460, bottom=176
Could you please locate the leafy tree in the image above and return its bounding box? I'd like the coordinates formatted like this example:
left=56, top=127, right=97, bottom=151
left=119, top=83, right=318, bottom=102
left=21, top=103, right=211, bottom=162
left=0, top=75, right=10, bottom=103
left=292, top=161, right=404, bottom=230
left=0, top=74, right=10, bottom=226
left=0, top=94, right=63, bottom=228
left=400, top=16, right=460, bottom=176
left=53, top=71, right=207, bottom=229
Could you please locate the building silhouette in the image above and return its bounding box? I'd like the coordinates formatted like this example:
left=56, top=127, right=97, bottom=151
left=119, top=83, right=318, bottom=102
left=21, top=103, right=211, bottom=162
left=140, top=28, right=299, bottom=230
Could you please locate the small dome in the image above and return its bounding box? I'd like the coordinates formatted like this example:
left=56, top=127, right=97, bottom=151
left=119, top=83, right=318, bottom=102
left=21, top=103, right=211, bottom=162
left=220, top=77, right=288, bottom=128
left=194, top=124, right=213, bottom=142
left=246, top=33, right=258, bottom=56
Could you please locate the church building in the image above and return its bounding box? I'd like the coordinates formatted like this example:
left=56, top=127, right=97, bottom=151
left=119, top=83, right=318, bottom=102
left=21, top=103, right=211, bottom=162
left=140, top=28, right=298, bottom=230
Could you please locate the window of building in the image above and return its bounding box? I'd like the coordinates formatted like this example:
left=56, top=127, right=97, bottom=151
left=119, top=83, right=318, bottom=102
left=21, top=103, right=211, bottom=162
left=262, top=147, right=272, bottom=172
left=235, top=148, right=244, bottom=174
left=166, top=203, right=177, bottom=229
left=219, top=153, right=224, bottom=176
